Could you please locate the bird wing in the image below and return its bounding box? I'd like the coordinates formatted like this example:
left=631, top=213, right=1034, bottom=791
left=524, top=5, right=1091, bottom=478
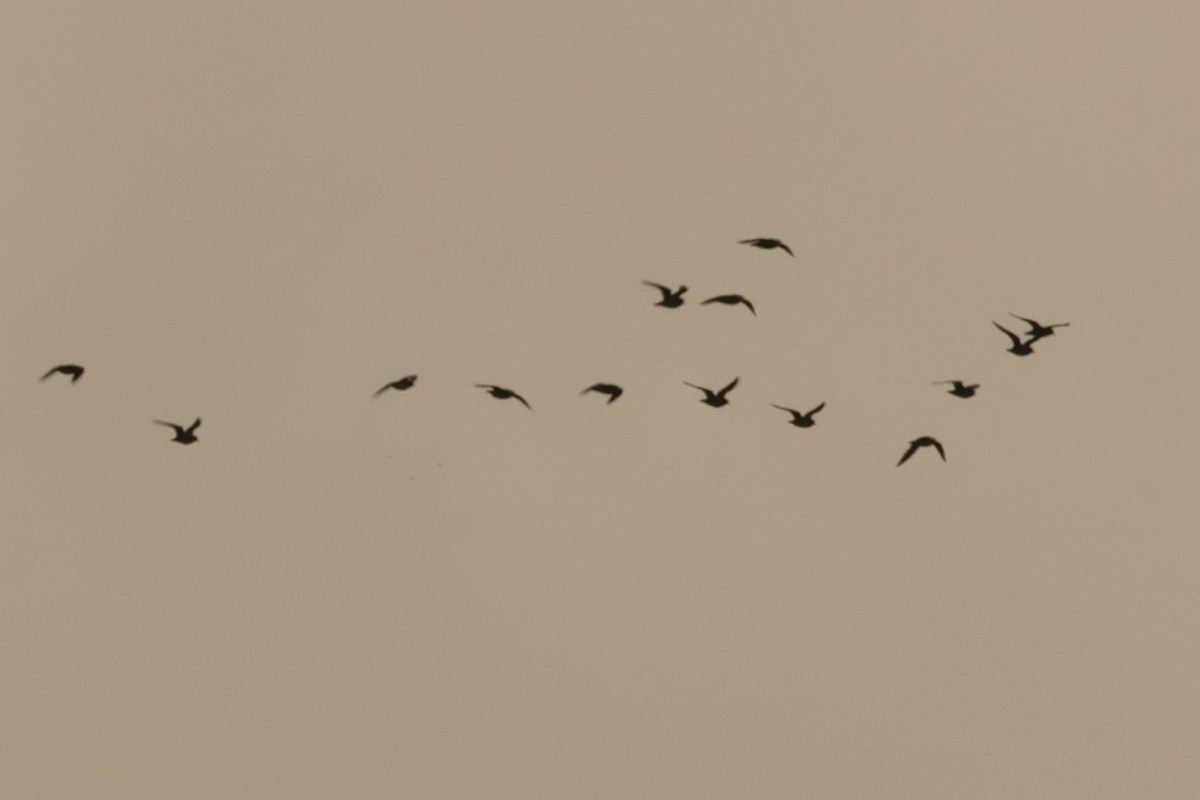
left=153, top=420, right=183, bottom=434
left=606, top=388, right=622, bottom=403
left=512, top=393, right=532, bottom=409
left=373, top=383, right=394, bottom=397
left=1008, top=312, right=1039, bottom=327
left=779, top=242, right=794, bottom=256
left=718, top=377, right=739, bottom=396
left=739, top=297, right=756, bottom=314
left=807, top=401, right=826, bottom=416
left=896, top=442, right=920, bottom=467
left=700, top=296, right=720, bottom=305
left=641, top=280, right=670, bottom=298
left=186, top=418, right=202, bottom=434
left=39, top=367, right=58, bottom=381
left=737, top=239, right=760, bottom=245
left=930, top=439, right=946, bottom=461
left=992, top=321, right=1020, bottom=345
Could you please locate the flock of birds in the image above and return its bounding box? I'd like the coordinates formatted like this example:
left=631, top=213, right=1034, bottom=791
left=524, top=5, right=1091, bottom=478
left=37, top=237, right=1069, bottom=467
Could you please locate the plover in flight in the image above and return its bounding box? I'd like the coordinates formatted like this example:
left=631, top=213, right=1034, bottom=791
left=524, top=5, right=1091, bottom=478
left=896, top=436, right=945, bottom=467
left=154, top=418, right=201, bottom=445
left=738, top=238, right=793, bottom=256
left=683, top=377, right=739, bottom=408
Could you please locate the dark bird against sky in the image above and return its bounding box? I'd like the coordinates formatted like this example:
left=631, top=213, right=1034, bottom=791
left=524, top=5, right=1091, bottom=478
left=701, top=294, right=756, bottom=315
left=896, top=436, right=946, bottom=466
left=373, top=374, right=417, bottom=398
left=771, top=401, right=825, bottom=428
left=1009, top=313, right=1070, bottom=340
left=40, top=364, right=84, bottom=383
left=738, top=238, right=793, bottom=256
left=154, top=418, right=201, bottom=445
left=993, top=321, right=1037, bottom=356
left=474, top=384, right=532, bottom=409
left=934, top=380, right=979, bottom=398
left=683, top=377, right=739, bottom=408
left=581, top=383, right=623, bottom=404
left=642, top=280, right=687, bottom=308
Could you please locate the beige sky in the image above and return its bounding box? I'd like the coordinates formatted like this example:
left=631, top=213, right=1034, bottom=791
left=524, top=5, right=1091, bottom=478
left=4, top=2, right=1200, bottom=798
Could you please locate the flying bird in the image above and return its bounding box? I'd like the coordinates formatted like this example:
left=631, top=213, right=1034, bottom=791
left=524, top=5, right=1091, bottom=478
left=738, top=238, right=793, bottom=256
left=1009, top=313, right=1070, bottom=340
left=993, top=321, right=1037, bottom=356
left=896, top=436, right=945, bottom=467
left=683, top=377, right=739, bottom=408
left=581, top=383, right=623, bottom=404
left=700, top=294, right=756, bottom=315
left=771, top=401, right=825, bottom=428
left=934, top=380, right=979, bottom=398
left=642, top=280, right=687, bottom=308
left=40, top=364, right=84, bottom=383
left=373, top=374, right=417, bottom=398
left=474, top=384, right=532, bottom=410
left=154, top=418, right=201, bottom=445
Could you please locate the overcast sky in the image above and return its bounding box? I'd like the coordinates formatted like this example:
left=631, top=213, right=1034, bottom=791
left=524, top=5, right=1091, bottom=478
left=4, top=2, right=1200, bottom=798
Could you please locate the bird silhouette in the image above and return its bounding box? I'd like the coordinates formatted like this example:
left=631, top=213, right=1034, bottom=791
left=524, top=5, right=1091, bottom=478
left=934, top=380, right=979, bottom=398
left=993, top=321, right=1037, bottom=356
left=738, top=238, right=793, bottom=256
left=642, top=280, right=687, bottom=308
left=1009, top=313, right=1070, bottom=340
left=700, top=294, right=756, bottom=315
left=154, top=418, right=201, bottom=444
left=474, top=384, right=532, bottom=409
left=896, top=436, right=945, bottom=466
left=40, top=364, right=84, bottom=383
left=771, top=401, right=825, bottom=427
left=581, top=383, right=623, bottom=404
left=683, top=377, right=739, bottom=407
left=373, top=374, right=417, bottom=397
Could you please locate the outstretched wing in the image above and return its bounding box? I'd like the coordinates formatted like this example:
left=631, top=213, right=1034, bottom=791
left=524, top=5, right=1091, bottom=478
left=512, top=392, right=532, bottom=410
left=373, top=383, right=394, bottom=398
left=807, top=401, right=826, bottom=417
left=641, top=280, right=670, bottom=299
left=186, top=418, right=202, bottom=434
left=717, top=377, right=739, bottom=397
left=739, top=297, right=756, bottom=315
left=930, top=439, right=946, bottom=461
left=1008, top=312, right=1039, bottom=328
left=992, top=321, right=1020, bottom=346
left=778, top=242, right=794, bottom=256
left=896, top=442, right=920, bottom=467
left=153, top=419, right=183, bottom=434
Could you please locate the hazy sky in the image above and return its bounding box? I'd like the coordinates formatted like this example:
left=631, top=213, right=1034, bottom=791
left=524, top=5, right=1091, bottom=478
left=4, top=2, right=1200, bottom=798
